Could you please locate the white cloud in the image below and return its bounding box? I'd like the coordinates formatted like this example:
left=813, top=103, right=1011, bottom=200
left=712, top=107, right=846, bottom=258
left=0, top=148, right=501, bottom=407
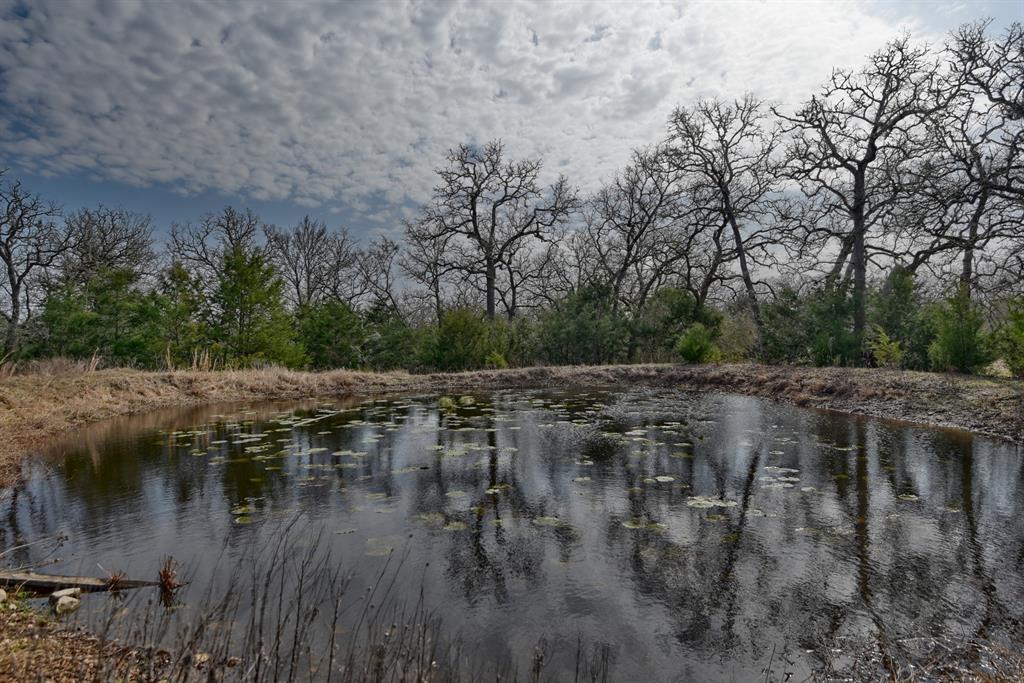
left=0, top=0, right=936, bottom=230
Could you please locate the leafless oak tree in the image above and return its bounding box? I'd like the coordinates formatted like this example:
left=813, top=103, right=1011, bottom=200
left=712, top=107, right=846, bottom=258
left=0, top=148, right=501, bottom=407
left=169, top=206, right=264, bottom=290
left=582, top=146, right=693, bottom=312
left=265, top=216, right=359, bottom=309
left=776, top=36, right=955, bottom=351
left=0, top=172, right=69, bottom=353
left=667, top=94, right=783, bottom=345
left=357, top=236, right=402, bottom=312
left=57, top=206, right=155, bottom=285
left=415, top=140, right=579, bottom=319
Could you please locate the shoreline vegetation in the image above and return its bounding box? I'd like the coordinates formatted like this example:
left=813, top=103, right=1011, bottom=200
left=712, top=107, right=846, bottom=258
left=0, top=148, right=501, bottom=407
left=1, top=362, right=1021, bottom=490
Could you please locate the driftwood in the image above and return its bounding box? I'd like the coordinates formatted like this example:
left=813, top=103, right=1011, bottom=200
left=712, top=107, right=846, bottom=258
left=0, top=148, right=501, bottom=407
left=0, top=569, right=157, bottom=593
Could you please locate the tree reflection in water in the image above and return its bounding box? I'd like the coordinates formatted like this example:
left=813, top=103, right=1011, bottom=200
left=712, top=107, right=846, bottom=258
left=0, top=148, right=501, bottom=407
left=3, top=388, right=1023, bottom=680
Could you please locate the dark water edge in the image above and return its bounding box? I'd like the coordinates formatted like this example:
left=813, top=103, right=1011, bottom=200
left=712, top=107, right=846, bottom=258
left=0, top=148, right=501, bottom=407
left=2, top=388, right=1023, bottom=681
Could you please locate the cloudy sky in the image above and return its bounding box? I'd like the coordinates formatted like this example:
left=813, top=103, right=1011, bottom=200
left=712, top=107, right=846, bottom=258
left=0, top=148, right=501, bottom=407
left=0, top=0, right=1020, bottom=240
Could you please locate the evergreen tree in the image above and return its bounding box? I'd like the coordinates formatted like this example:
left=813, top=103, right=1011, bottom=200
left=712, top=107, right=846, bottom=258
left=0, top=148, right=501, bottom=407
left=209, top=247, right=304, bottom=367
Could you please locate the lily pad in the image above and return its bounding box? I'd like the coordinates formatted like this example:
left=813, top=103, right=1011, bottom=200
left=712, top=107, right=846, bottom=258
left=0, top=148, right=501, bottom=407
left=686, top=496, right=738, bottom=509
left=415, top=512, right=445, bottom=527
left=622, top=518, right=667, bottom=531
left=365, top=535, right=403, bottom=557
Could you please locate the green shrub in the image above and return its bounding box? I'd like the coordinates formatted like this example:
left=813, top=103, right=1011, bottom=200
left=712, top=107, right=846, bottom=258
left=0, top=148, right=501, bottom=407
left=996, top=299, right=1024, bottom=378
left=676, top=323, right=720, bottom=363
left=807, top=286, right=860, bottom=366
left=361, top=305, right=423, bottom=371
left=630, top=288, right=708, bottom=362
left=717, top=311, right=758, bottom=362
left=535, top=285, right=629, bottom=365
left=297, top=300, right=364, bottom=369
left=928, top=288, right=992, bottom=374
left=33, top=267, right=164, bottom=367
left=867, top=325, right=904, bottom=369
left=428, top=308, right=493, bottom=371
left=762, top=285, right=858, bottom=366
left=869, top=268, right=934, bottom=370
left=209, top=248, right=305, bottom=368
left=484, top=350, right=508, bottom=369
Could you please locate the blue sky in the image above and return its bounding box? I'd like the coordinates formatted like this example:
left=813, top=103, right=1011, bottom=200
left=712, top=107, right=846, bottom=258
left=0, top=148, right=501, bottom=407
left=1, top=0, right=1021, bottom=244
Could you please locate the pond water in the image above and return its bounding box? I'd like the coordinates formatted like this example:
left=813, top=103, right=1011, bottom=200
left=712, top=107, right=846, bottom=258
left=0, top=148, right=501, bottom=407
left=3, top=388, right=1024, bottom=680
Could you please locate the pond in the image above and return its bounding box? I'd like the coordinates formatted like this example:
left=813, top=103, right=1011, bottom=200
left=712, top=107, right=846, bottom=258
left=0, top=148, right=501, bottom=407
left=2, top=388, right=1023, bottom=681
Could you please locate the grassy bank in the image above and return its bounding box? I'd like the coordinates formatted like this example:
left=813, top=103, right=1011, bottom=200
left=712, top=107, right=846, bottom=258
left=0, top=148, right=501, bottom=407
left=1, top=362, right=1021, bottom=489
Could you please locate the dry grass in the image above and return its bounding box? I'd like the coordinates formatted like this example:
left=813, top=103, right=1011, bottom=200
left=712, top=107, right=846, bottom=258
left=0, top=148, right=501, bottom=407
left=0, top=362, right=1020, bottom=488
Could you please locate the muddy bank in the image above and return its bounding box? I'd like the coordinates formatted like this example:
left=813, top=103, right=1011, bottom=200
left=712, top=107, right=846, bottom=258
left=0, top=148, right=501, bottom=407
left=0, top=363, right=1020, bottom=488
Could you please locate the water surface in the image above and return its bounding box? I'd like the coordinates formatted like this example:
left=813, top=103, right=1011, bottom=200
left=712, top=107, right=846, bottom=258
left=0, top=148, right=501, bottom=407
left=3, top=388, right=1023, bottom=680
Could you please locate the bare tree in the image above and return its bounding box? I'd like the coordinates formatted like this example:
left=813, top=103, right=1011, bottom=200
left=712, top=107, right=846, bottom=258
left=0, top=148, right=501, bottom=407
left=583, top=146, right=693, bottom=312
left=0, top=173, right=69, bottom=353
left=169, top=206, right=264, bottom=290
left=265, top=216, right=359, bottom=309
left=948, top=20, right=1023, bottom=124
left=56, top=206, right=155, bottom=285
left=401, top=220, right=459, bottom=323
left=901, top=84, right=1020, bottom=296
left=357, top=236, right=402, bottom=312
left=495, top=241, right=561, bottom=318
left=416, top=140, right=579, bottom=319
left=667, top=95, right=783, bottom=345
left=776, top=36, right=955, bottom=352
left=879, top=22, right=1023, bottom=299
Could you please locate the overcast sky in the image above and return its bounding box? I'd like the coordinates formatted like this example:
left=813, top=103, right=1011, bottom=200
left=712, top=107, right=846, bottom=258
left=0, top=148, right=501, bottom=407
left=1, top=0, right=1020, bottom=240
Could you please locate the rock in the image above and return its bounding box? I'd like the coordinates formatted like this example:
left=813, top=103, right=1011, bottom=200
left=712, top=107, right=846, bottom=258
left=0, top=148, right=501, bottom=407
left=49, top=587, right=82, bottom=603
left=53, top=595, right=80, bottom=616
left=0, top=588, right=7, bottom=604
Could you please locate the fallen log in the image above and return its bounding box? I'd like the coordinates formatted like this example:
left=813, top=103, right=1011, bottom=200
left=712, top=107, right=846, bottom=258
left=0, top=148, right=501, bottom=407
left=0, top=569, right=157, bottom=593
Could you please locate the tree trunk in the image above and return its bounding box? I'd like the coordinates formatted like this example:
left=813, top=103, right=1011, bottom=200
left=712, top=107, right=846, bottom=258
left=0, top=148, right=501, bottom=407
left=485, top=258, right=497, bottom=320
left=851, top=173, right=868, bottom=359
left=726, top=212, right=765, bottom=353
left=433, top=280, right=443, bottom=325
left=4, top=285, right=19, bottom=356
left=960, top=189, right=987, bottom=299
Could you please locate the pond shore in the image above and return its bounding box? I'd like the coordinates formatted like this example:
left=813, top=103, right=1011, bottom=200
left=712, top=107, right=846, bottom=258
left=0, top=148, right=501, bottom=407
left=1, top=362, right=1023, bottom=680
left=0, top=362, right=1021, bottom=490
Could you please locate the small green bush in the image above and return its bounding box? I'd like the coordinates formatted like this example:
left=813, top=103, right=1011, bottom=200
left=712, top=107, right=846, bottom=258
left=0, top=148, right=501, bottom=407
left=928, top=288, right=992, bottom=374
left=676, top=323, right=720, bottom=363
left=870, top=267, right=935, bottom=369
left=630, top=288, right=708, bottom=362
left=535, top=285, right=629, bottom=365
left=484, top=350, right=508, bottom=369
left=297, top=300, right=364, bottom=369
left=867, top=325, right=904, bottom=369
left=996, top=299, right=1024, bottom=378
left=762, top=285, right=858, bottom=366
left=717, top=312, right=758, bottom=361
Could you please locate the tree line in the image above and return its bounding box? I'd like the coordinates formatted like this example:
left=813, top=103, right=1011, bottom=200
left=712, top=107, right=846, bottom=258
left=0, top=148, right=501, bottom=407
left=1, top=20, right=1021, bottom=375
